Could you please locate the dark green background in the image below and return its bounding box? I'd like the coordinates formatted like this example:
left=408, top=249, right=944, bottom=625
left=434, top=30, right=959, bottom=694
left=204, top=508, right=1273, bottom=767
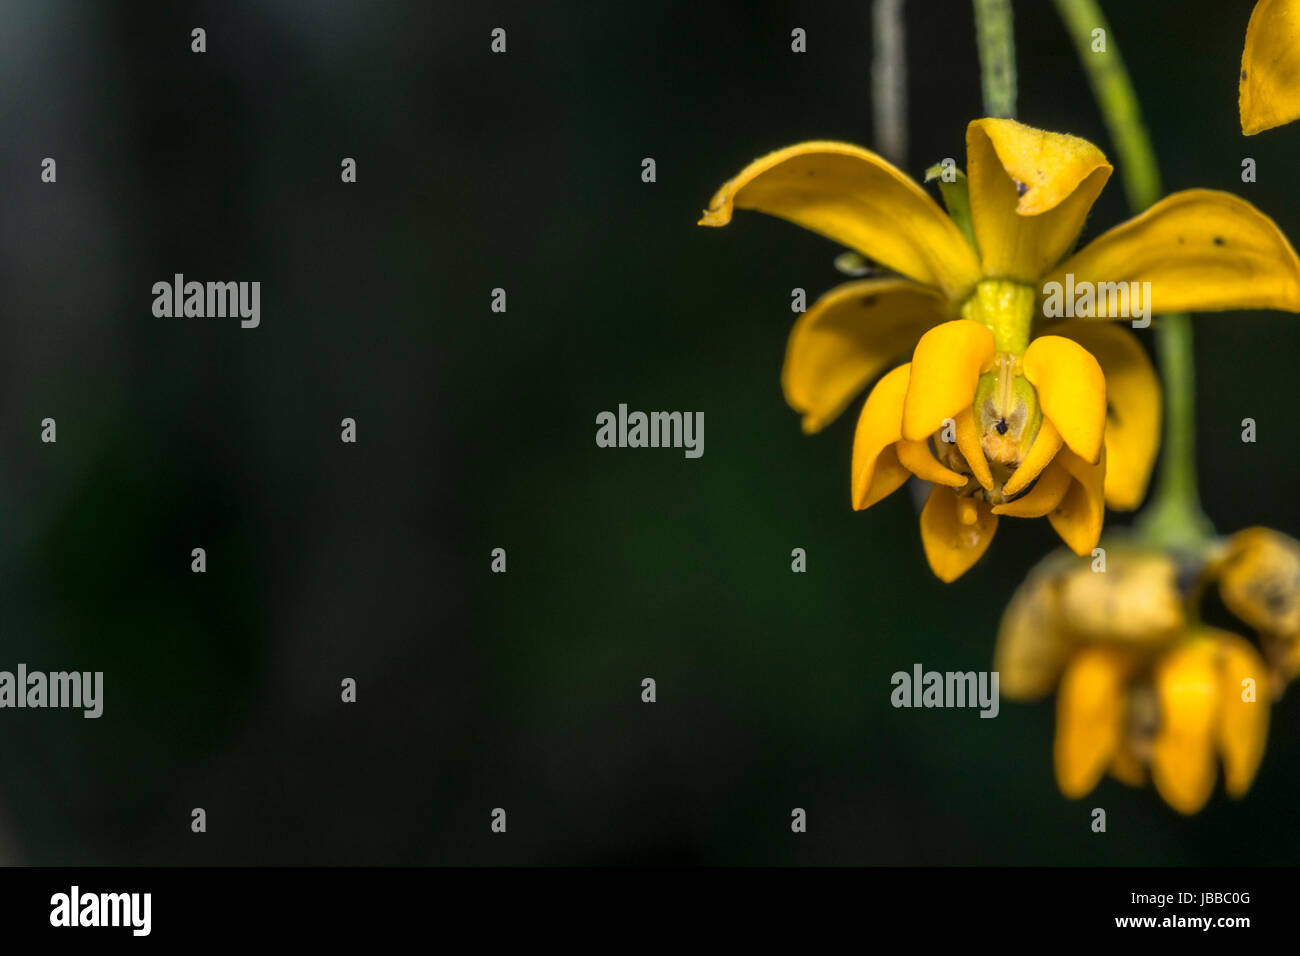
left=0, top=0, right=1295, bottom=864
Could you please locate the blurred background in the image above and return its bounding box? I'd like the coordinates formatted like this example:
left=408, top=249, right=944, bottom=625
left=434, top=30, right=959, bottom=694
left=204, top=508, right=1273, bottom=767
left=0, top=0, right=1295, bottom=865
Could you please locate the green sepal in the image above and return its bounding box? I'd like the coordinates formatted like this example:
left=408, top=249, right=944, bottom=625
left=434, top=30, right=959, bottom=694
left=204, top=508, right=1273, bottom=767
left=924, top=163, right=978, bottom=254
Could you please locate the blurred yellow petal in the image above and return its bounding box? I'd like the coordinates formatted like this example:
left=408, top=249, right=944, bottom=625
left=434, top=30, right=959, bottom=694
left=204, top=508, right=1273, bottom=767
left=995, top=564, right=1071, bottom=700
left=851, top=365, right=910, bottom=510
left=993, top=458, right=1072, bottom=517
left=783, top=279, right=952, bottom=433
left=1023, top=335, right=1106, bottom=464
left=1046, top=190, right=1300, bottom=316
left=1240, top=0, right=1300, bottom=135
left=1048, top=448, right=1106, bottom=557
left=966, top=118, right=1112, bottom=281
left=1218, top=527, right=1300, bottom=637
left=954, top=408, right=993, bottom=491
left=699, top=142, right=981, bottom=298
left=1214, top=632, right=1270, bottom=799
left=919, top=485, right=997, bottom=583
left=1003, top=418, right=1063, bottom=498
left=1057, top=549, right=1185, bottom=645
left=897, top=439, right=966, bottom=488
left=1109, top=743, right=1147, bottom=787
left=901, top=320, right=995, bottom=441
left=1262, top=632, right=1300, bottom=695
left=1054, top=647, right=1131, bottom=799
left=1051, top=322, right=1159, bottom=510
left=1151, top=640, right=1219, bottom=815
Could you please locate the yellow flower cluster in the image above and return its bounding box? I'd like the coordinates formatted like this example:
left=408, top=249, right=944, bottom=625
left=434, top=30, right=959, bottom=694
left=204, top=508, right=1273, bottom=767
left=997, top=529, right=1300, bottom=814
left=694, top=1, right=1300, bottom=816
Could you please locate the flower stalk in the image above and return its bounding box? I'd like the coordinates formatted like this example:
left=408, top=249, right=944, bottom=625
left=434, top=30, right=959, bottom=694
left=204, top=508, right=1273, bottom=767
left=1052, top=0, right=1215, bottom=550
left=973, top=0, right=1017, bottom=119
left=872, top=0, right=909, bottom=166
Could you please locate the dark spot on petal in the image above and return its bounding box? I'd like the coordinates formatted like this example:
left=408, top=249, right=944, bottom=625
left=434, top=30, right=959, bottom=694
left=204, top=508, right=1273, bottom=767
left=1177, top=236, right=1185, bottom=244
left=861, top=295, right=879, bottom=307
left=1016, top=181, right=1029, bottom=197
left=1007, top=475, right=1038, bottom=503
left=1213, top=236, right=1226, bottom=246
left=1263, top=585, right=1291, bottom=615
left=995, top=418, right=1009, bottom=435
left=1242, top=70, right=1248, bottom=81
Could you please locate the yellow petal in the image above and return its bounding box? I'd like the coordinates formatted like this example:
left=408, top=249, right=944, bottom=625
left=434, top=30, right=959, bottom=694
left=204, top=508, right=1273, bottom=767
left=1050, top=322, right=1159, bottom=510
left=699, top=142, right=981, bottom=299
left=1002, top=418, right=1063, bottom=498
left=783, top=279, right=952, bottom=433
left=954, top=407, right=993, bottom=491
left=1045, top=190, right=1300, bottom=316
left=851, top=365, right=911, bottom=510
left=1213, top=632, right=1270, bottom=798
left=1023, top=335, right=1106, bottom=464
left=994, top=564, right=1071, bottom=700
left=918, top=485, right=997, bottom=583
left=966, top=118, right=1112, bottom=281
left=857, top=444, right=911, bottom=513
left=1054, top=647, right=1131, bottom=799
left=896, top=439, right=966, bottom=488
left=1048, top=448, right=1106, bottom=557
left=1240, top=0, right=1300, bottom=135
left=992, top=458, right=1072, bottom=517
left=1109, top=743, right=1147, bottom=787
left=1218, top=527, right=1300, bottom=637
left=900, top=320, right=995, bottom=441
left=1151, top=640, right=1219, bottom=815
left=1264, top=633, right=1300, bottom=695
left=1057, top=549, right=1185, bottom=645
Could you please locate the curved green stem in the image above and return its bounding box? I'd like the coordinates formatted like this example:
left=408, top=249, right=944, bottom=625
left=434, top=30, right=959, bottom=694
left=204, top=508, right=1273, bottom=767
left=1052, top=0, right=1214, bottom=551
left=973, top=0, right=1017, bottom=119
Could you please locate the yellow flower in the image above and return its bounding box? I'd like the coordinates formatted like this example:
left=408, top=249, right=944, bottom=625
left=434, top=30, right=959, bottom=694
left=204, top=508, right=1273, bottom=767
left=1240, top=0, right=1300, bottom=135
left=701, top=119, right=1300, bottom=580
left=996, top=536, right=1300, bottom=814
left=1054, top=632, right=1267, bottom=816
left=1217, top=527, right=1300, bottom=693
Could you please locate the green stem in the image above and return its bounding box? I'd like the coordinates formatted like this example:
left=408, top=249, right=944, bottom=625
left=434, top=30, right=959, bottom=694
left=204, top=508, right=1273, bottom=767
left=1142, top=317, right=1215, bottom=549
left=1052, top=0, right=1214, bottom=550
left=973, top=0, right=1017, bottom=119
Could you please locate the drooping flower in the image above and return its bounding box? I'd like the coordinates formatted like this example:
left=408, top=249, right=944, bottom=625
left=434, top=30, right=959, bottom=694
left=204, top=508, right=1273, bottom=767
left=1240, top=0, right=1300, bottom=135
left=700, top=119, right=1300, bottom=580
left=1053, top=630, right=1267, bottom=816
left=1217, top=527, right=1300, bottom=693
left=996, top=531, right=1300, bottom=814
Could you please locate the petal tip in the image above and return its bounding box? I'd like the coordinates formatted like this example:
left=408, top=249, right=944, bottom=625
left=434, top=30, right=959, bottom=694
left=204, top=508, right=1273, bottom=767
left=697, top=204, right=731, bottom=227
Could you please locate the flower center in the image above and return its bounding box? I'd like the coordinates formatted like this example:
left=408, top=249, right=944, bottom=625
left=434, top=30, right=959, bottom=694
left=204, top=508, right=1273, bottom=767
left=973, top=354, right=1042, bottom=476
left=957, top=279, right=1043, bottom=496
